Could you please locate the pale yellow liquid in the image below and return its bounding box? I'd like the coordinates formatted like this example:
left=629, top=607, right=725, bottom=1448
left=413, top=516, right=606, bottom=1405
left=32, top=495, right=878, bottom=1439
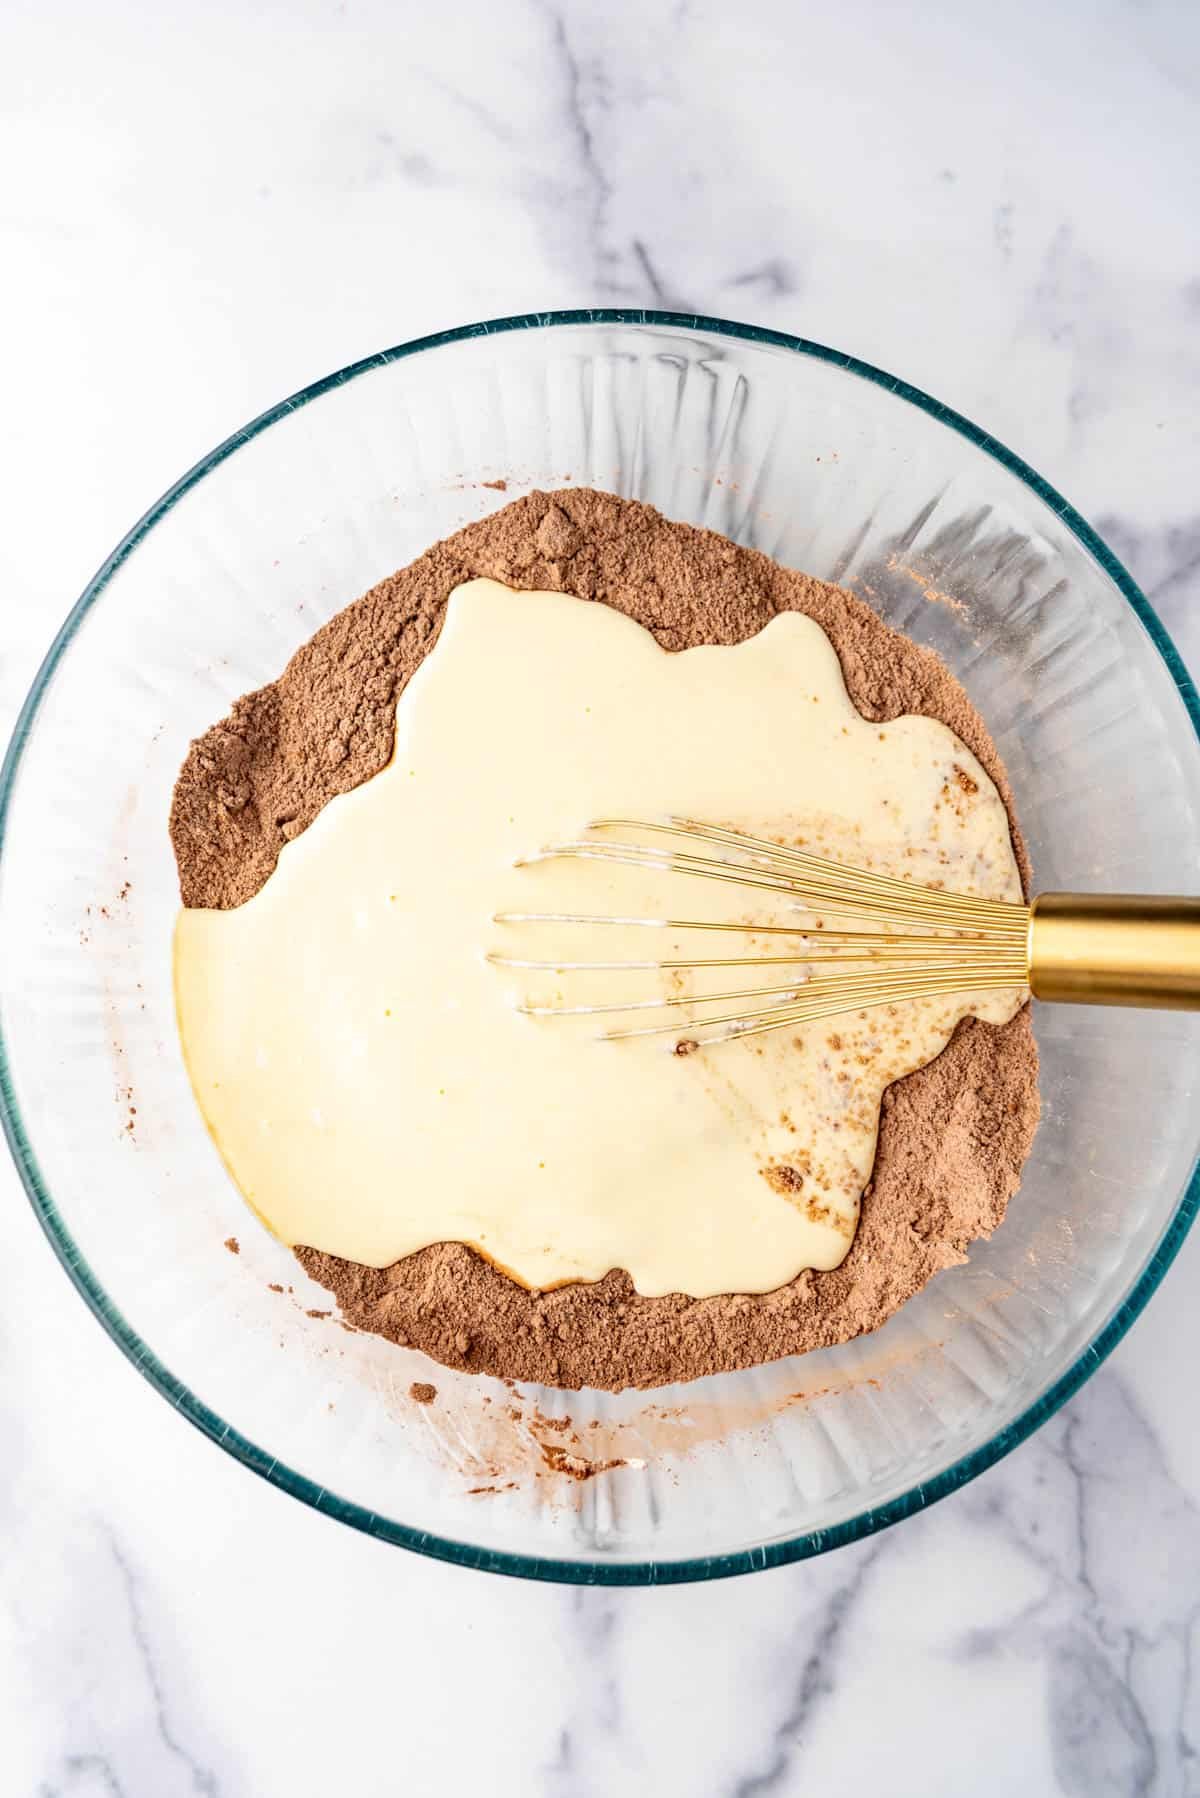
left=175, top=580, right=1025, bottom=1297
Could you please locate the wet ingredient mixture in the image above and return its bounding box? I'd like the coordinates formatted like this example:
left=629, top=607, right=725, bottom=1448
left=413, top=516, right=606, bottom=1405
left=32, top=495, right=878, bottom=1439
left=175, top=580, right=1026, bottom=1298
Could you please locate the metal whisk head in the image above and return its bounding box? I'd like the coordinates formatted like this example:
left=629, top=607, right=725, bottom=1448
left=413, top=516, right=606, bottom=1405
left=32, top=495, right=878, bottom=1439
left=490, top=817, right=1031, bottom=1047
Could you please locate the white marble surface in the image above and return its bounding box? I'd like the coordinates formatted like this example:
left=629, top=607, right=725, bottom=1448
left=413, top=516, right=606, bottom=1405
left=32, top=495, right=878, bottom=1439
left=3, top=0, right=1200, bottom=1791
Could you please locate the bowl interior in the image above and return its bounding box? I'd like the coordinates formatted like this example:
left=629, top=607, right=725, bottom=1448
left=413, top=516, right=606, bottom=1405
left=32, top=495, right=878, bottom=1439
left=4, top=315, right=1199, bottom=1580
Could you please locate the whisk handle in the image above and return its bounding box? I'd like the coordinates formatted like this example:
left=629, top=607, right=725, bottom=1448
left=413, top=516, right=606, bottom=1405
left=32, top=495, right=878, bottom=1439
left=1028, top=893, right=1200, bottom=1009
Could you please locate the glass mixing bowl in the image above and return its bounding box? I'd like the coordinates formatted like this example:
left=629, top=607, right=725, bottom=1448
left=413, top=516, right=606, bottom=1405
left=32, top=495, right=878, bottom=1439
left=3, top=311, right=1199, bottom=1584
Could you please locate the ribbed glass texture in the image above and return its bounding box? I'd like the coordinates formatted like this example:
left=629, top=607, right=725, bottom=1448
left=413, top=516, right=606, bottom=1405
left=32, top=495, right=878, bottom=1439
left=3, top=312, right=1198, bottom=1583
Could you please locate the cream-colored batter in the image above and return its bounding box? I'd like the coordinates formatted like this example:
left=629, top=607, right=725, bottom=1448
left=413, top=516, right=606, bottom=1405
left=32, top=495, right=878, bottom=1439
left=175, top=580, right=1025, bottom=1298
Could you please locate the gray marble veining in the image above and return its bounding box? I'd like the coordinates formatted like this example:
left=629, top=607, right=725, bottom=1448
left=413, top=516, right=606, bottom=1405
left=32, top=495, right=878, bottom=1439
left=3, top=0, right=1200, bottom=1791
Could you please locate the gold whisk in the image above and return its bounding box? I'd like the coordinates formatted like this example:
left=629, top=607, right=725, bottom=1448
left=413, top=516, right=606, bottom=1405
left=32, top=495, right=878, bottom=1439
left=490, top=818, right=1200, bottom=1047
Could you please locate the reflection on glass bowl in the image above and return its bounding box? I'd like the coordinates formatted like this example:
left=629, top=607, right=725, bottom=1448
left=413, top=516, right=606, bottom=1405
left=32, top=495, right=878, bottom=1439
left=2, top=310, right=1198, bottom=1584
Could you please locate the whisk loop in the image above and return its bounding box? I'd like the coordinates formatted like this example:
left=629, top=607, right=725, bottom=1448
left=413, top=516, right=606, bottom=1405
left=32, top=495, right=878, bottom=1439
left=491, top=817, right=1031, bottom=1046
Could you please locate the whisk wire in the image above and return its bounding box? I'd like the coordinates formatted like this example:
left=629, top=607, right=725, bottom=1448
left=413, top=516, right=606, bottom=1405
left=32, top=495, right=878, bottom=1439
left=518, top=960, right=1028, bottom=1019
left=522, top=826, right=1029, bottom=937
left=592, top=817, right=1028, bottom=925
left=494, top=817, right=1031, bottom=1046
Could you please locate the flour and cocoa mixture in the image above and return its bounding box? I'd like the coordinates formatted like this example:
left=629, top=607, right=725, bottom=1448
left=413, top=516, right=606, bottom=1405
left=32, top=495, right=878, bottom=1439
left=171, top=488, right=1040, bottom=1390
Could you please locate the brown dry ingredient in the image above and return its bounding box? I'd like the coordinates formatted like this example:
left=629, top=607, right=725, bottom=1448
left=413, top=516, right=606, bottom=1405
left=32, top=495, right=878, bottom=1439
left=174, top=488, right=1040, bottom=1391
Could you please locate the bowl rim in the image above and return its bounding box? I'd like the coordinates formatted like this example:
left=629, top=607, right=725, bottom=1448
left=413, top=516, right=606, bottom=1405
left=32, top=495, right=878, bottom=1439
left=3, top=305, right=1199, bottom=1585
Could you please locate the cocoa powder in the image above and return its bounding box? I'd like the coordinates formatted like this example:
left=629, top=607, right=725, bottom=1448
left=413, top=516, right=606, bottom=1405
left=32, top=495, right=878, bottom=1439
left=173, top=489, right=1040, bottom=1390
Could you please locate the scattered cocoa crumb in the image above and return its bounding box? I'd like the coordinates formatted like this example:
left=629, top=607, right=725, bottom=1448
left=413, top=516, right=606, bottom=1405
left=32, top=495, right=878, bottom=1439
left=175, top=489, right=1039, bottom=1390
left=673, top=1038, right=700, bottom=1057
left=410, top=1381, right=437, bottom=1405
left=539, top=1442, right=625, bottom=1480
left=480, top=478, right=508, bottom=491
left=305, top=1308, right=330, bottom=1319
left=763, top=1164, right=805, bottom=1195
left=887, top=554, right=969, bottom=616
left=267, top=1282, right=284, bottom=1292
left=224, top=1236, right=240, bottom=1254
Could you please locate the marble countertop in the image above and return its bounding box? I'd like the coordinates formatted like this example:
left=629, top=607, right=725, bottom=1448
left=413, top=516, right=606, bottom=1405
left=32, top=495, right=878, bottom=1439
left=4, top=1, right=1200, bottom=1791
